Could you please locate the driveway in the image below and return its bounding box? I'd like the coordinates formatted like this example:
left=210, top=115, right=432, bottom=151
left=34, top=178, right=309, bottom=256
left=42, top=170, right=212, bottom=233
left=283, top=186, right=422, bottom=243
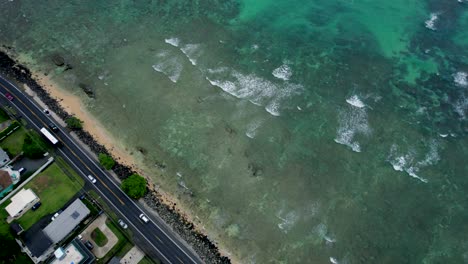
left=80, top=214, right=118, bottom=258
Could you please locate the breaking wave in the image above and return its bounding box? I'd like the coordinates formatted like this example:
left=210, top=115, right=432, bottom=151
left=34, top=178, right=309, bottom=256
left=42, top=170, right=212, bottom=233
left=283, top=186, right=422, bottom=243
left=164, top=37, right=180, bottom=47
left=334, top=106, right=371, bottom=152
left=346, top=95, right=365, bottom=108
left=272, top=64, right=292, bottom=81
left=454, top=71, right=467, bottom=87
left=180, top=44, right=203, bottom=66
left=152, top=51, right=183, bottom=83
left=425, top=13, right=439, bottom=30
left=206, top=67, right=303, bottom=116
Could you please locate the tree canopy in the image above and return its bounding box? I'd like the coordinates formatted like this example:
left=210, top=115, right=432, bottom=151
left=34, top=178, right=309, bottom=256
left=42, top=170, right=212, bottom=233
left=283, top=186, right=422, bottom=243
left=98, top=153, right=115, bottom=170
left=65, top=116, right=83, bottom=129
left=22, top=131, right=46, bottom=159
left=121, top=174, right=147, bottom=199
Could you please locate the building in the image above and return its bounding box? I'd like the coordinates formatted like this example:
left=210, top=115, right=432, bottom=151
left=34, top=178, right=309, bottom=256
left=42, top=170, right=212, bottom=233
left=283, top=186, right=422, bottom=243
left=43, top=199, right=90, bottom=244
left=48, top=239, right=95, bottom=264
left=5, top=188, right=39, bottom=218
left=0, top=147, right=9, bottom=167
left=0, top=169, right=13, bottom=197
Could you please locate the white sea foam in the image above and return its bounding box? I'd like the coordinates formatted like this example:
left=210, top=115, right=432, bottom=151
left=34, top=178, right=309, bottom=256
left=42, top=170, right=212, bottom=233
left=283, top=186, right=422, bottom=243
left=180, top=44, right=203, bottom=66
left=272, top=64, right=293, bottom=81
left=425, top=13, right=439, bottom=30
left=207, top=68, right=303, bottom=116
left=454, top=71, right=467, bottom=87
left=330, top=257, right=339, bottom=264
left=454, top=96, right=468, bottom=119
left=277, top=210, right=299, bottom=233
left=152, top=51, right=183, bottom=83
left=164, top=37, right=180, bottom=47
left=246, top=119, right=264, bottom=139
left=346, top=95, right=365, bottom=108
left=334, top=107, right=371, bottom=152
left=388, top=143, right=440, bottom=183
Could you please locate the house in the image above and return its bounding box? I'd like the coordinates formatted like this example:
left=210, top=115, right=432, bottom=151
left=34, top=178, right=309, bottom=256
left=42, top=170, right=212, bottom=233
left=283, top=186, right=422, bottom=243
left=0, top=169, right=13, bottom=198
left=48, top=239, right=95, bottom=264
left=0, top=147, right=9, bottom=167
left=0, top=166, right=21, bottom=198
left=43, top=199, right=90, bottom=244
left=10, top=222, right=24, bottom=236
left=5, top=188, right=40, bottom=218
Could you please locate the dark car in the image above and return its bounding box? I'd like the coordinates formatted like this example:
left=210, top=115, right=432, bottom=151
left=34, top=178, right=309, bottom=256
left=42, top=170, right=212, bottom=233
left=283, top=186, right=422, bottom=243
left=31, top=202, right=42, bottom=211
left=49, top=123, right=59, bottom=132
left=84, top=240, right=94, bottom=250
left=4, top=92, right=13, bottom=101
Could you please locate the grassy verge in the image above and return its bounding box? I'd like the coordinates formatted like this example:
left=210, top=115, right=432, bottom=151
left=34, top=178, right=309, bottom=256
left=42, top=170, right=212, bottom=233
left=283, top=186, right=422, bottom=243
left=16, top=162, right=84, bottom=230
left=0, top=126, right=27, bottom=156
left=0, top=108, right=9, bottom=123
left=138, top=256, right=160, bottom=264
left=91, top=227, right=108, bottom=247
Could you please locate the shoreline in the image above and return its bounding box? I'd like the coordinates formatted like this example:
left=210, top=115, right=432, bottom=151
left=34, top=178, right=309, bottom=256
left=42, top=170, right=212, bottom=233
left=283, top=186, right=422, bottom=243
left=0, top=47, right=237, bottom=264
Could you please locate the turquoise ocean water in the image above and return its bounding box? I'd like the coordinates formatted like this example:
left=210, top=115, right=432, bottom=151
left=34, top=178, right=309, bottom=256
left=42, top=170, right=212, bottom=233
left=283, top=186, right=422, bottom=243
left=1, top=1, right=468, bottom=263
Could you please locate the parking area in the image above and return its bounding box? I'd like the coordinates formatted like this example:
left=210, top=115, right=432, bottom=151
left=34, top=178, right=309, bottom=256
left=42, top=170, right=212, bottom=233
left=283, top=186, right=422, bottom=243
left=79, top=214, right=118, bottom=258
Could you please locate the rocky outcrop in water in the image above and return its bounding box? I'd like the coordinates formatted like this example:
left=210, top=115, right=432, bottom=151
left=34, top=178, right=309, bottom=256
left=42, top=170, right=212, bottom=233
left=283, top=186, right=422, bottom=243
left=78, top=83, right=95, bottom=98
left=0, top=50, right=231, bottom=264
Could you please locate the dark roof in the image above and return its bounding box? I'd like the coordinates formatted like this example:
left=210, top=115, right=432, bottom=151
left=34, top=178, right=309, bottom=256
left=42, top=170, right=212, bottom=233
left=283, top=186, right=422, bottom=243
left=0, top=170, right=12, bottom=189
left=24, top=230, right=53, bottom=257
left=10, top=222, right=23, bottom=235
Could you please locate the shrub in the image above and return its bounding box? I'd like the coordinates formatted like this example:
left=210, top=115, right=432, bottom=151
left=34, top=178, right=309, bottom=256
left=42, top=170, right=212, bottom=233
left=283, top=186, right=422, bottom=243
left=121, top=174, right=147, bottom=199
left=22, top=131, right=47, bottom=159
left=65, top=116, right=83, bottom=129
left=98, top=153, right=115, bottom=170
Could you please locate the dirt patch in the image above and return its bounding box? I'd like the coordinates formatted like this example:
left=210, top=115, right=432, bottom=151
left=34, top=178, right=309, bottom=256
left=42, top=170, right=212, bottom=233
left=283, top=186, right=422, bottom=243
left=33, top=175, right=50, bottom=191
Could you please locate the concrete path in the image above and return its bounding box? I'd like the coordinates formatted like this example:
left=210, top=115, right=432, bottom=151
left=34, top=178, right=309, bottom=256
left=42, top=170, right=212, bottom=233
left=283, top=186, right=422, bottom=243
left=120, top=246, right=145, bottom=264
left=80, top=214, right=118, bottom=258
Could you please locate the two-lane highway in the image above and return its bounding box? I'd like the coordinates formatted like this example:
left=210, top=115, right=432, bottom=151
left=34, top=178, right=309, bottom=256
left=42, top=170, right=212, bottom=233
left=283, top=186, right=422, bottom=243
left=0, top=75, right=203, bottom=264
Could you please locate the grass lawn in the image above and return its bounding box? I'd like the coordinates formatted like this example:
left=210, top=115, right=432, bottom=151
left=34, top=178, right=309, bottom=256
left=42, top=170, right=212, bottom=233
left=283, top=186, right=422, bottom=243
left=16, top=162, right=84, bottom=230
left=138, top=256, right=160, bottom=264
left=0, top=127, right=27, bottom=156
left=91, top=227, right=108, bottom=247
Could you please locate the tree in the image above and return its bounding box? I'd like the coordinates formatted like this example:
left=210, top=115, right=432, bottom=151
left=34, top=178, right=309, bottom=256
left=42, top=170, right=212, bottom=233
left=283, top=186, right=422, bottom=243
left=65, top=116, right=83, bottom=129
left=121, top=174, right=147, bottom=199
left=98, top=153, right=115, bottom=170
left=22, top=131, right=46, bottom=159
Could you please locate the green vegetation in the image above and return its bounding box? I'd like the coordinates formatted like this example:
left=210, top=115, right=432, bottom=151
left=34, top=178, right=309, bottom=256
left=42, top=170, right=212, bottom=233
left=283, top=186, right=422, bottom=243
left=0, top=120, right=20, bottom=141
left=22, top=130, right=47, bottom=159
left=96, top=220, right=132, bottom=264
left=121, top=174, right=147, bottom=199
left=0, top=108, right=9, bottom=123
left=0, top=127, right=27, bottom=156
left=138, top=256, right=160, bottom=264
left=0, top=205, right=32, bottom=263
left=91, top=227, right=108, bottom=247
left=65, top=116, right=83, bottom=129
left=98, top=153, right=115, bottom=170
left=17, top=162, right=84, bottom=230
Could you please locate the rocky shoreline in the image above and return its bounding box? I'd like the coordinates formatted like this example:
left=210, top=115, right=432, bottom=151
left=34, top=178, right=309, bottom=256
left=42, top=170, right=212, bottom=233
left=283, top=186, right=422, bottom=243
left=0, top=48, right=231, bottom=264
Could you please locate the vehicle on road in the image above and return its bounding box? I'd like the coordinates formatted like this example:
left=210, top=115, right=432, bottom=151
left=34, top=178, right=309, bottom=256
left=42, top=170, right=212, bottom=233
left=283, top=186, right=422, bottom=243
left=31, top=202, right=41, bottom=211
left=43, top=109, right=50, bottom=116
left=18, top=167, right=25, bottom=174
left=118, top=219, right=128, bottom=229
left=40, top=127, right=59, bottom=145
left=4, top=92, right=13, bottom=101
left=139, top=213, right=149, bottom=223
left=84, top=240, right=94, bottom=250
left=49, top=123, right=59, bottom=132
left=87, top=174, right=97, bottom=184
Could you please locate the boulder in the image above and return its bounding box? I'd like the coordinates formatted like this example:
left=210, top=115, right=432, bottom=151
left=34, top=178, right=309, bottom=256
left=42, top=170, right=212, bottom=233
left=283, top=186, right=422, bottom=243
left=51, top=54, right=65, bottom=67
left=78, top=83, right=95, bottom=98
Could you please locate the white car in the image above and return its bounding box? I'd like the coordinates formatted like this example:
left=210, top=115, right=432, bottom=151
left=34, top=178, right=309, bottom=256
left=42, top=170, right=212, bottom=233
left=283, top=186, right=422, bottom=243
left=87, top=175, right=97, bottom=184
left=118, top=219, right=128, bottom=229
left=139, top=213, right=149, bottom=223
left=51, top=212, right=60, bottom=221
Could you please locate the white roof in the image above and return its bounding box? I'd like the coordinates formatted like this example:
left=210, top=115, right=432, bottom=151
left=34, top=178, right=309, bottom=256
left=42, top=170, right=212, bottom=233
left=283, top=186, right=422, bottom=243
left=5, top=189, right=38, bottom=217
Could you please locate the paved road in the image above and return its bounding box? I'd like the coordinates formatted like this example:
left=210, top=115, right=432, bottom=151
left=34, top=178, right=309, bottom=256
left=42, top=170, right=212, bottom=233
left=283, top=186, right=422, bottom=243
left=0, top=75, right=203, bottom=264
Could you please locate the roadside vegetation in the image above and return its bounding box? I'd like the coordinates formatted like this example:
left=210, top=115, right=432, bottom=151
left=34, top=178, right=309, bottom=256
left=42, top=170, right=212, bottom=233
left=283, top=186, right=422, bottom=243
left=0, top=205, right=32, bottom=263
left=22, top=130, right=47, bottom=159
left=91, top=227, right=108, bottom=247
left=17, top=162, right=84, bottom=229
left=99, top=153, right=115, bottom=170
left=0, top=108, right=9, bottom=122
left=65, top=116, right=83, bottom=129
left=121, top=174, right=147, bottom=199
